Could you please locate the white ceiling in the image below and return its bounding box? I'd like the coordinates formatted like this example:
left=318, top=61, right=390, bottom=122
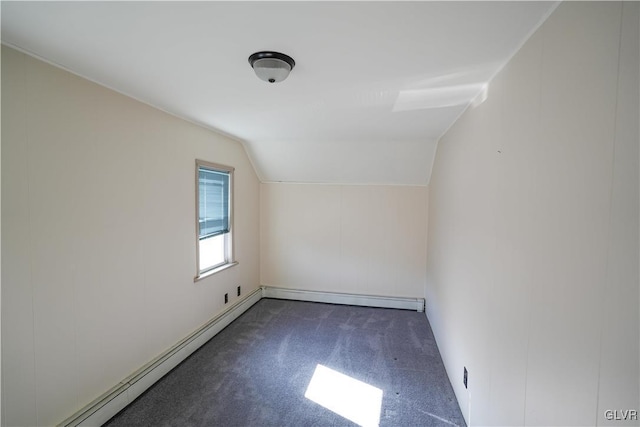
left=1, top=1, right=557, bottom=185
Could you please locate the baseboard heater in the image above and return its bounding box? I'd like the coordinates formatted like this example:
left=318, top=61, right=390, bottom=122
left=59, top=286, right=424, bottom=426
left=262, top=286, right=425, bottom=312
left=59, top=287, right=263, bottom=427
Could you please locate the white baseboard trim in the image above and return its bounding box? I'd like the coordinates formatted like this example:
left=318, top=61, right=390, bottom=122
left=261, top=286, right=425, bottom=312
left=60, top=287, right=262, bottom=427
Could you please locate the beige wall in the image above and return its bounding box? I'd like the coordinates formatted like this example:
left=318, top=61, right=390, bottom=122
left=0, top=42, right=3, bottom=427
left=426, top=2, right=639, bottom=426
left=1, top=47, right=260, bottom=426
left=261, top=183, right=428, bottom=298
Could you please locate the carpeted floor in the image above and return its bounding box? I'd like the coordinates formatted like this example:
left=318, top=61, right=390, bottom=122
left=105, top=298, right=466, bottom=427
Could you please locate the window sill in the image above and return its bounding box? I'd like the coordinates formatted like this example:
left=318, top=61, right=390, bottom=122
left=194, top=261, right=238, bottom=282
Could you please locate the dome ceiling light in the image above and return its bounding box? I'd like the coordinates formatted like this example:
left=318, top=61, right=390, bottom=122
left=248, top=51, right=295, bottom=84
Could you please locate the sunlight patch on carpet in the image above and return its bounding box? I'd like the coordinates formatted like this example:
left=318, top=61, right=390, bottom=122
left=304, top=364, right=383, bottom=427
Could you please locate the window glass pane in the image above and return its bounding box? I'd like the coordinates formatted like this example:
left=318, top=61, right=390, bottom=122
left=198, top=168, right=229, bottom=238
left=199, top=233, right=226, bottom=271
left=196, top=160, right=233, bottom=277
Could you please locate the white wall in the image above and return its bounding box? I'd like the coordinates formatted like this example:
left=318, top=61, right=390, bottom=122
left=1, top=47, right=260, bottom=426
left=426, top=2, right=639, bottom=426
left=261, top=183, right=428, bottom=298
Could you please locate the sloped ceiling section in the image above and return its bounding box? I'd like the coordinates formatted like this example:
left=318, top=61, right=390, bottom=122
left=1, top=2, right=557, bottom=185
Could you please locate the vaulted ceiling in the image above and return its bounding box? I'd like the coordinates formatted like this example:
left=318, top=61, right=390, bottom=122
left=2, top=1, right=557, bottom=185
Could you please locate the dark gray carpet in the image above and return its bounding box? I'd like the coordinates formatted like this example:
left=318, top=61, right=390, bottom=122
left=104, top=299, right=466, bottom=427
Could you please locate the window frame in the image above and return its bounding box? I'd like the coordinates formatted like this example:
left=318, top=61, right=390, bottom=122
left=194, top=159, right=237, bottom=281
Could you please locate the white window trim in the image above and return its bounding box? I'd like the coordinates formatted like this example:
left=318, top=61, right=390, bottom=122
left=194, top=260, right=238, bottom=282
left=194, top=159, right=237, bottom=282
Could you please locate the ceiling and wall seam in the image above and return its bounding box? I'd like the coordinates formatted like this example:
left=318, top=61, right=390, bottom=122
left=260, top=181, right=429, bottom=188
left=0, top=41, right=265, bottom=183
left=433, top=1, right=562, bottom=150
left=2, top=2, right=559, bottom=186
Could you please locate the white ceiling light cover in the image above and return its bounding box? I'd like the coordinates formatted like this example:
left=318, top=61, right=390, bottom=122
left=249, top=51, right=295, bottom=83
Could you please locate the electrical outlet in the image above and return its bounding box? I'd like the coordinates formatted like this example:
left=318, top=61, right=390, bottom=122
left=224, top=293, right=228, bottom=304
left=237, top=286, right=241, bottom=297
left=463, top=367, right=468, bottom=389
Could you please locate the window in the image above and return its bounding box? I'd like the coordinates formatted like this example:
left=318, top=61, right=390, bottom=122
left=195, top=160, right=236, bottom=279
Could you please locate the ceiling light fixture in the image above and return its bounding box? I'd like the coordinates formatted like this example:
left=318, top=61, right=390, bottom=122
left=248, top=51, right=295, bottom=84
